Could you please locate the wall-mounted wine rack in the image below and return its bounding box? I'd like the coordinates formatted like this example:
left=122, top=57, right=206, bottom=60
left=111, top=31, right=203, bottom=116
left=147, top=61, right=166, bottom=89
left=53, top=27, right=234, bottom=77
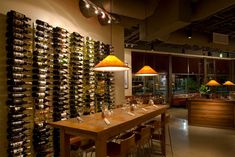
left=6, top=10, right=33, bottom=157
left=5, top=10, right=115, bottom=157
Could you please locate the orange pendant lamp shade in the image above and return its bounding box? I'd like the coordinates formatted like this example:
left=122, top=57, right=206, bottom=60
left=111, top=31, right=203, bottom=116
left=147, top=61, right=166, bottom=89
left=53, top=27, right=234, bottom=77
left=93, top=54, right=130, bottom=71
left=223, top=81, right=235, bottom=86
left=206, top=80, right=221, bottom=86
left=135, top=65, right=158, bottom=76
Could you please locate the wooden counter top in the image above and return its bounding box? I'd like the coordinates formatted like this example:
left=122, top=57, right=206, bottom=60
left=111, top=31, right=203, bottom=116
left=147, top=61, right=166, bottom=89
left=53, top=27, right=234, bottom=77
left=188, top=98, right=235, bottom=103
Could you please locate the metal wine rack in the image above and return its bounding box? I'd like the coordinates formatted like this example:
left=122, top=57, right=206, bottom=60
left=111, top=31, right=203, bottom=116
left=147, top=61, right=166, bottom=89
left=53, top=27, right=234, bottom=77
left=52, top=26, right=70, bottom=157
left=6, top=10, right=33, bottom=157
left=94, top=41, right=106, bottom=112
left=104, top=45, right=115, bottom=109
left=32, top=19, right=54, bottom=157
left=83, top=37, right=96, bottom=114
left=69, top=32, right=84, bottom=118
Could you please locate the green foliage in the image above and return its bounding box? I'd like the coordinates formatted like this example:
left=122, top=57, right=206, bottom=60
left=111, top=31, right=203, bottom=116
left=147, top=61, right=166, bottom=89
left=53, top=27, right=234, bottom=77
left=199, top=84, right=210, bottom=94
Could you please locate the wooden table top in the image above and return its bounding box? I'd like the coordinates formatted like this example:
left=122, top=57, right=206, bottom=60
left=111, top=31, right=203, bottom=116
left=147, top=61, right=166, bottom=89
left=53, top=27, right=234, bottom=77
left=49, top=105, right=168, bottom=138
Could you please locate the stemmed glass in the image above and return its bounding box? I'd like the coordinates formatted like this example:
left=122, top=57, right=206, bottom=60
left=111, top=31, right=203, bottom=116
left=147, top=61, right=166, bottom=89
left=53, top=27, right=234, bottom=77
left=77, top=108, right=84, bottom=122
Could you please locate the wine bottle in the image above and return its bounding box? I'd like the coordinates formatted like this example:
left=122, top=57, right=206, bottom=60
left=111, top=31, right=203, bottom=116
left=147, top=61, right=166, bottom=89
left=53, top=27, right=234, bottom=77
left=10, top=113, right=29, bottom=119
left=7, top=10, right=31, bottom=21
left=7, top=38, right=30, bottom=47
left=35, top=43, right=49, bottom=50
left=8, top=146, right=30, bottom=155
left=9, top=139, right=30, bottom=149
left=9, top=106, right=33, bottom=113
left=32, top=74, right=50, bottom=80
left=7, top=26, right=31, bottom=34
left=10, top=120, right=30, bottom=126
left=32, top=68, right=49, bottom=74
left=35, top=19, right=52, bottom=28
left=7, top=73, right=31, bottom=79
left=7, top=99, right=30, bottom=105
left=6, top=32, right=31, bottom=40
left=7, top=18, right=31, bottom=28
left=8, top=93, right=31, bottom=98
left=7, top=66, right=30, bottom=73
left=35, top=31, right=51, bottom=39
left=36, top=25, right=52, bottom=32
left=7, top=58, right=31, bottom=65
left=32, top=80, right=51, bottom=86
left=7, top=79, right=32, bottom=86
left=8, top=86, right=31, bottom=92
left=32, top=92, right=50, bottom=98
left=35, top=104, right=50, bottom=110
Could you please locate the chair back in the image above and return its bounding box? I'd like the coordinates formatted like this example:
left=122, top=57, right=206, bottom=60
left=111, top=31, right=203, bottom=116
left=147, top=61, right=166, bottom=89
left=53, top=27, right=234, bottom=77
left=138, top=126, right=151, bottom=146
left=120, top=133, right=136, bottom=156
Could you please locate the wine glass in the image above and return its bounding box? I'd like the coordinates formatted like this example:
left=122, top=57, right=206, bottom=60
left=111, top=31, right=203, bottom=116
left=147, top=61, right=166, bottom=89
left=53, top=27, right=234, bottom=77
left=77, top=108, right=84, bottom=122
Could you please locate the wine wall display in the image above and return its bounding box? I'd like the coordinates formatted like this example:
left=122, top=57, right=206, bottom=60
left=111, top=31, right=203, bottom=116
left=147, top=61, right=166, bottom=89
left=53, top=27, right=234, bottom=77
left=83, top=37, right=96, bottom=114
left=6, top=10, right=33, bottom=157
left=32, top=19, right=54, bottom=157
left=52, top=26, right=71, bottom=157
left=69, top=32, right=84, bottom=118
left=5, top=10, right=116, bottom=157
left=104, top=45, right=115, bottom=109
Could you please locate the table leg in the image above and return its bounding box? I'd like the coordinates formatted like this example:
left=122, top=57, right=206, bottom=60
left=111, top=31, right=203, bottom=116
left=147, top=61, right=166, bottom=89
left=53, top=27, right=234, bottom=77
left=161, top=112, right=166, bottom=156
left=95, top=136, right=106, bottom=157
left=60, top=129, right=70, bottom=157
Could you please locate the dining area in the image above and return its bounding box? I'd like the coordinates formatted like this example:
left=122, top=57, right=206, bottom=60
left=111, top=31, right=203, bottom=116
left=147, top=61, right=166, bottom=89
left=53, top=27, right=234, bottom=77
left=49, top=103, right=168, bottom=157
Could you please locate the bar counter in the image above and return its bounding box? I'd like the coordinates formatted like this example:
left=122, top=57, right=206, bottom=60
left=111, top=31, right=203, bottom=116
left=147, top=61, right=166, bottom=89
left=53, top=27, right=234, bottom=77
left=188, top=98, right=235, bottom=129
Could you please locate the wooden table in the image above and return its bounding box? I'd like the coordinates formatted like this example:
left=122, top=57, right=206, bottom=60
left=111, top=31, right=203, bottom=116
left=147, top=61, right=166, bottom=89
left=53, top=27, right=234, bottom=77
left=49, top=105, right=168, bottom=157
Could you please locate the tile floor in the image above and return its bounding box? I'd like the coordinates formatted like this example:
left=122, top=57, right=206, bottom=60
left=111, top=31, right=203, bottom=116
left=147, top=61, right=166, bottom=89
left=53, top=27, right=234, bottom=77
left=158, top=108, right=235, bottom=157
left=71, top=108, right=235, bottom=157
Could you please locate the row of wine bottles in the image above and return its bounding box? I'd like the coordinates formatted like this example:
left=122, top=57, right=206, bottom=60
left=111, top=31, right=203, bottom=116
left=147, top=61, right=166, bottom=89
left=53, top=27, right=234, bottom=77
left=33, top=19, right=54, bottom=157
left=6, top=10, right=33, bottom=157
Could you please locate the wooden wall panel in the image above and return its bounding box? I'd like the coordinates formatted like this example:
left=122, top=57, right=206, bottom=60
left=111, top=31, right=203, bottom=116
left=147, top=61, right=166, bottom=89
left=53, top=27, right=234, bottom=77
left=188, top=99, right=235, bottom=129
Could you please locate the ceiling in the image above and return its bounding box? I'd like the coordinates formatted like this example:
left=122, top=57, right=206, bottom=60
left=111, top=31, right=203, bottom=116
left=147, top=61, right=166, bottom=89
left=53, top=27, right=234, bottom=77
left=101, top=0, right=235, bottom=56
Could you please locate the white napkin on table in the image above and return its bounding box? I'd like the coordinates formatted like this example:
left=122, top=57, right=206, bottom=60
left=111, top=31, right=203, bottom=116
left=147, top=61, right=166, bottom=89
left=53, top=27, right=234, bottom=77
left=142, top=108, right=147, bottom=111
left=153, top=105, right=158, bottom=108
left=104, top=118, right=111, bottom=125
left=127, top=112, right=135, bottom=116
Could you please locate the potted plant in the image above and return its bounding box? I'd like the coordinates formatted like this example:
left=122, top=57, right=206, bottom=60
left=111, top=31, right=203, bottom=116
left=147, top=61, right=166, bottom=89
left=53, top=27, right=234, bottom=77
left=199, top=85, right=210, bottom=98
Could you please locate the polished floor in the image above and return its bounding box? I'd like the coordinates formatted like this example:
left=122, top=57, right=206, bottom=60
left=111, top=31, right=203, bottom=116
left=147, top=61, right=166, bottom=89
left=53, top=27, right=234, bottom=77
left=71, top=108, right=235, bottom=157
left=156, top=108, right=235, bottom=157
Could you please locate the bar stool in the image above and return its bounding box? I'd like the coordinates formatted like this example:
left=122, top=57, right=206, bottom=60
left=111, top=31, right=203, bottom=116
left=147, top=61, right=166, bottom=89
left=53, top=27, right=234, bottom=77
left=107, top=132, right=136, bottom=157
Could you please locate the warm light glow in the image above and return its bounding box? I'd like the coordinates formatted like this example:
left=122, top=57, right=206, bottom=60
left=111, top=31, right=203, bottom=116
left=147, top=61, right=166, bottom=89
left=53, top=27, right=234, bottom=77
left=93, top=54, right=130, bottom=71
left=85, top=3, right=90, bottom=8
left=101, top=12, right=105, bottom=18
left=206, top=80, right=221, bottom=86
left=223, top=81, right=235, bottom=86
left=135, top=65, right=158, bottom=76
left=94, top=9, right=99, bottom=14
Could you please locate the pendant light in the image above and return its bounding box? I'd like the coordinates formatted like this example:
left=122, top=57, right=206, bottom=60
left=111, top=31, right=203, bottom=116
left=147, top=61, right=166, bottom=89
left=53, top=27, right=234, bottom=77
left=206, top=80, right=221, bottom=86
left=134, top=3, right=157, bottom=76
left=93, top=0, right=129, bottom=72
left=223, top=81, right=235, bottom=86
left=135, top=65, right=158, bottom=76
left=93, top=54, right=129, bottom=71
